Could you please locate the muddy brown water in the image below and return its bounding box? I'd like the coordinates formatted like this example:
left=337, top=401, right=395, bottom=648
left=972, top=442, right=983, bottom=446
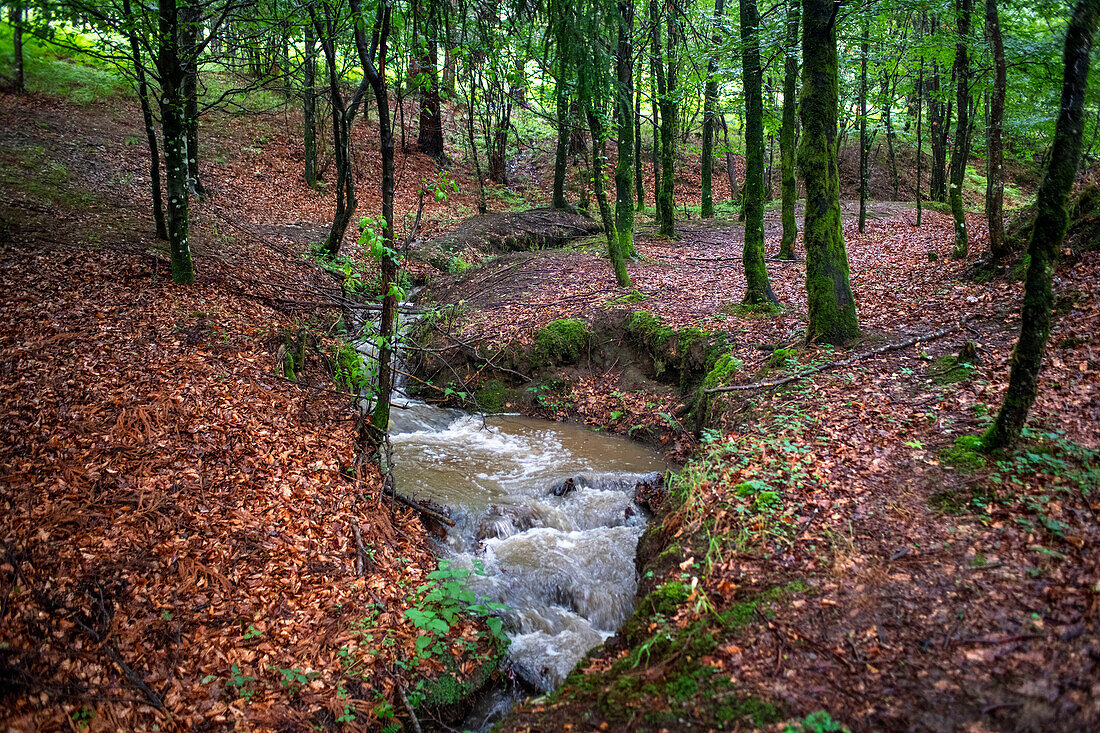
left=389, top=403, right=670, bottom=692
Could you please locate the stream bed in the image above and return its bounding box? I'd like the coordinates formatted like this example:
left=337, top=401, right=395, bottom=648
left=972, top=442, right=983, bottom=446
left=387, top=400, right=670, bottom=723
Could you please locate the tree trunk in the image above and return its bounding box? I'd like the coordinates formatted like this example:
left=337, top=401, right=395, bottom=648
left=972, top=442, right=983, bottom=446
left=10, top=0, right=24, bottom=93
left=740, top=0, right=777, bottom=305
left=416, top=0, right=444, bottom=159
left=658, top=0, right=678, bottom=238
left=882, top=69, right=899, bottom=201
left=612, top=0, right=635, bottom=280
left=986, top=0, right=1008, bottom=260
left=916, top=21, right=924, bottom=227
left=634, top=70, right=644, bottom=209
left=949, top=0, right=972, bottom=259
left=124, top=0, right=167, bottom=240
left=778, top=0, right=799, bottom=258
left=348, top=0, right=396, bottom=432
left=552, top=22, right=569, bottom=209
left=799, top=0, right=859, bottom=344
left=181, top=1, right=203, bottom=198
left=858, top=13, right=869, bottom=233
left=984, top=0, right=1099, bottom=451
left=586, top=109, right=617, bottom=258
left=720, top=108, right=737, bottom=200
left=701, top=0, right=726, bottom=219
left=158, top=0, right=194, bottom=284
left=651, top=57, right=662, bottom=207
left=650, top=0, right=665, bottom=226
left=303, top=17, right=318, bottom=188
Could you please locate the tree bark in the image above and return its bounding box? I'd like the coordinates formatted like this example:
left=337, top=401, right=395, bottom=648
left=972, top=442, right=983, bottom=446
left=157, top=0, right=194, bottom=284
left=551, top=13, right=569, bottom=210
left=181, top=0, right=203, bottom=198
left=9, top=0, right=24, bottom=92
left=124, top=0, right=168, bottom=240
left=740, top=0, right=776, bottom=305
left=985, top=0, right=1008, bottom=260
left=858, top=12, right=869, bottom=233
left=778, top=0, right=799, bottom=259
left=701, top=0, right=726, bottom=219
left=984, top=0, right=1099, bottom=451
left=799, top=0, right=859, bottom=344
left=303, top=14, right=318, bottom=188
left=916, top=18, right=924, bottom=227
left=612, top=0, right=635, bottom=280
left=949, top=0, right=972, bottom=259
left=416, top=0, right=444, bottom=159
left=658, top=0, right=678, bottom=238
left=634, top=68, right=644, bottom=209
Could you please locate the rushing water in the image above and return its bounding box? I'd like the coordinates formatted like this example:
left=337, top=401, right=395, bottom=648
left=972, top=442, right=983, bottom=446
left=389, top=403, right=669, bottom=690
left=355, top=305, right=670, bottom=722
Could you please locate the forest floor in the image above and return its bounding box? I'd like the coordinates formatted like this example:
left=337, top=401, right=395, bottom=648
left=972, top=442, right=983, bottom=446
left=1, top=77, right=1098, bottom=733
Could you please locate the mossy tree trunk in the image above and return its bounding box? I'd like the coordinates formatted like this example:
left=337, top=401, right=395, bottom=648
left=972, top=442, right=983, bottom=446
left=658, top=0, right=678, bottom=238
left=586, top=108, right=617, bottom=257
left=416, top=0, right=444, bottom=159
left=612, top=0, right=635, bottom=280
left=916, top=18, right=924, bottom=227
left=701, top=0, right=726, bottom=220
left=778, top=0, right=799, bottom=260
left=985, top=0, right=1008, bottom=260
left=649, top=1, right=664, bottom=214
left=983, top=0, right=1099, bottom=451
left=798, top=0, right=859, bottom=344
left=740, top=0, right=777, bottom=305
left=949, top=0, right=972, bottom=259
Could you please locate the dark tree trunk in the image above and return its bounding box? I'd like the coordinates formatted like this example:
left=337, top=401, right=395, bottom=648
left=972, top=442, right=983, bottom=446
left=650, top=57, right=662, bottom=206
left=740, top=0, right=776, bottom=305
left=658, top=0, right=678, bottom=237
left=720, top=108, right=737, bottom=200
left=949, top=0, right=972, bottom=259
left=984, top=0, right=1099, bottom=451
left=586, top=109, right=616, bottom=258
left=552, top=16, right=569, bottom=210
left=634, top=69, right=644, bottom=209
left=799, top=0, right=859, bottom=344
left=778, top=0, right=799, bottom=259
left=858, top=13, right=869, bottom=233
left=303, top=16, right=318, bottom=188
left=701, top=0, right=726, bottom=219
left=181, top=1, right=203, bottom=198
left=9, top=0, right=24, bottom=92
left=916, top=20, right=924, bottom=227
left=882, top=69, right=899, bottom=201
left=986, top=0, right=1008, bottom=260
left=124, top=0, right=167, bottom=240
left=612, top=0, right=635, bottom=279
left=416, top=0, right=444, bottom=159
left=157, top=0, right=194, bottom=284
left=649, top=0, right=665, bottom=228
left=348, top=0, right=396, bottom=432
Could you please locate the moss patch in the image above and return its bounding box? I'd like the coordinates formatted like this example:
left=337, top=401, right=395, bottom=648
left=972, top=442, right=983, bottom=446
left=626, top=310, right=674, bottom=352
left=940, top=435, right=986, bottom=472
left=533, top=319, right=591, bottom=366
left=930, top=354, right=976, bottom=384
left=474, top=379, right=509, bottom=413
left=769, top=347, right=799, bottom=369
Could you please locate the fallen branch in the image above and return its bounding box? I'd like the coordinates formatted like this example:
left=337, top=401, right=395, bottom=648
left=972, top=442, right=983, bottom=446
left=704, top=315, right=980, bottom=395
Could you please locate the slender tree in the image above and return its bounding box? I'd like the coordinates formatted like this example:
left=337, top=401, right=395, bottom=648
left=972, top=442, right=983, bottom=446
left=612, top=0, right=635, bottom=278
left=700, top=0, right=725, bottom=219
left=949, top=0, right=972, bottom=259
left=123, top=0, right=168, bottom=239
left=915, top=18, right=923, bottom=227
left=985, top=0, right=1008, bottom=260
left=799, top=0, right=859, bottom=344
left=858, top=11, right=869, bottom=233
left=657, top=0, right=677, bottom=237
left=778, top=0, right=799, bottom=259
left=415, top=0, right=444, bottom=159
left=551, top=2, right=570, bottom=209
left=303, top=10, right=318, bottom=188
left=9, top=0, right=24, bottom=92
left=983, top=0, right=1099, bottom=451
left=740, top=0, right=776, bottom=305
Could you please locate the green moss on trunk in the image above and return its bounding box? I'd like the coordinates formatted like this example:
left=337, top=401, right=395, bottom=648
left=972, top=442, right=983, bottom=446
left=984, top=0, right=1100, bottom=451
left=798, top=0, right=859, bottom=345
left=778, top=0, right=799, bottom=260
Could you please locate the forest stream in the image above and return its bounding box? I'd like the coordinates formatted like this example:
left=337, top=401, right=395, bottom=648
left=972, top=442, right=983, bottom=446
left=358, top=313, right=671, bottom=728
